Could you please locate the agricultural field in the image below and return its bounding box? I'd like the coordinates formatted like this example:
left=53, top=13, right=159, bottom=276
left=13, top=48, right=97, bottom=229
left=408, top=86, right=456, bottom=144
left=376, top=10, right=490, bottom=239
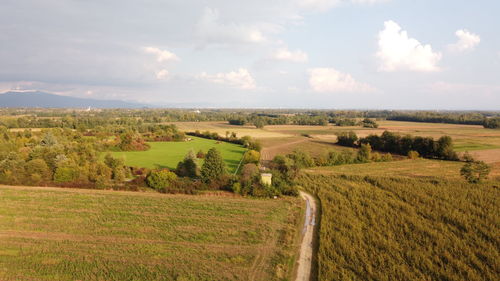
left=107, top=136, right=247, bottom=173
left=167, top=121, right=500, bottom=165
left=305, top=159, right=470, bottom=180
left=167, top=122, right=285, bottom=139
left=0, top=185, right=303, bottom=281
left=298, top=163, right=500, bottom=281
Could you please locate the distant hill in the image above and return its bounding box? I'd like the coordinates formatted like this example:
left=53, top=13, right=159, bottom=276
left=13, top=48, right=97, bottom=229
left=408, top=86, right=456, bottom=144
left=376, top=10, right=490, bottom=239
left=0, top=91, right=147, bottom=108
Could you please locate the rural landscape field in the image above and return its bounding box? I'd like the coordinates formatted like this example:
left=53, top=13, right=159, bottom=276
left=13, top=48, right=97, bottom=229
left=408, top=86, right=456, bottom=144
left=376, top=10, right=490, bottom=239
left=1, top=1, right=500, bottom=280
left=0, top=185, right=302, bottom=281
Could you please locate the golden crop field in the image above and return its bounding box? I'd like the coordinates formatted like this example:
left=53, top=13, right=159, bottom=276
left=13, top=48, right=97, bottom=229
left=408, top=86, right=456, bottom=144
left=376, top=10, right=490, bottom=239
left=298, top=163, right=500, bottom=281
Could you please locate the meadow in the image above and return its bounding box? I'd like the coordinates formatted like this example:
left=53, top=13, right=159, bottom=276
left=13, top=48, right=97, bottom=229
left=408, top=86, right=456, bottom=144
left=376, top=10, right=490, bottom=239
left=0, top=185, right=303, bottom=281
left=107, top=136, right=247, bottom=173
left=297, top=168, right=500, bottom=281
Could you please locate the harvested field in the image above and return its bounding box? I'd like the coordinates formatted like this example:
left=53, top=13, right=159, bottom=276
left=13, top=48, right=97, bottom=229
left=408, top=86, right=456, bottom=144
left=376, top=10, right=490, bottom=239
left=261, top=137, right=353, bottom=161
left=305, top=159, right=466, bottom=180
left=0, top=185, right=302, bottom=281
left=167, top=122, right=286, bottom=139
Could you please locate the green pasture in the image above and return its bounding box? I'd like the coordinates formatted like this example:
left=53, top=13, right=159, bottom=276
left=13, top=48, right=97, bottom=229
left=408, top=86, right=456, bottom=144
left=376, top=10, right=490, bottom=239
left=107, top=136, right=246, bottom=173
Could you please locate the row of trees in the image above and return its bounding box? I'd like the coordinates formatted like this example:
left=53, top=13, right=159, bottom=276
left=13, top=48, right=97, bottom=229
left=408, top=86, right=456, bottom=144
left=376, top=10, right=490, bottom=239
left=337, top=131, right=459, bottom=160
left=2, top=108, right=498, bottom=129
left=187, top=131, right=262, bottom=151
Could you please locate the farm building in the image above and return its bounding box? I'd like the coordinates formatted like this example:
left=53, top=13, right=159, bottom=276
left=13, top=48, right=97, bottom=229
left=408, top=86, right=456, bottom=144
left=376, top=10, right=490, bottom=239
left=261, top=173, right=272, bottom=186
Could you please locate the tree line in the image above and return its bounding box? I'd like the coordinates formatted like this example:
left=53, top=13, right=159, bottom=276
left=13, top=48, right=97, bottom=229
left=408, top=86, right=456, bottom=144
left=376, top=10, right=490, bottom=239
left=337, top=131, right=459, bottom=160
left=2, top=108, right=499, bottom=129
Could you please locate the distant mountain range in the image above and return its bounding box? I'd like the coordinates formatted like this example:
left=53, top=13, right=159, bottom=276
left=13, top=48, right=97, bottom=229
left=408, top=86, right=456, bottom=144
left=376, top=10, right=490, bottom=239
left=0, top=91, right=147, bottom=108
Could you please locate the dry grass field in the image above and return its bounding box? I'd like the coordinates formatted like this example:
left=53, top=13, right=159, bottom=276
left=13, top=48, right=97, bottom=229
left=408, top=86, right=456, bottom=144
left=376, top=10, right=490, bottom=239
left=167, top=122, right=285, bottom=139
left=0, top=185, right=302, bottom=281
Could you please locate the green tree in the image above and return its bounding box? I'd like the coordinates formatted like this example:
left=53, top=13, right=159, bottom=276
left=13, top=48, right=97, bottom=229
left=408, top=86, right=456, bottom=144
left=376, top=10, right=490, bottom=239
left=53, top=166, right=79, bottom=183
left=336, top=131, right=358, bottom=147
left=25, top=159, right=52, bottom=182
left=201, top=148, right=226, bottom=183
left=176, top=150, right=200, bottom=178
left=460, top=161, right=490, bottom=183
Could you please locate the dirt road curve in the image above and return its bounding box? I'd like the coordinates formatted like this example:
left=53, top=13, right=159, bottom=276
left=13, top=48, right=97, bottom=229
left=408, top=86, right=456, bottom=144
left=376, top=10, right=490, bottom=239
left=296, top=191, right=317, bottom=281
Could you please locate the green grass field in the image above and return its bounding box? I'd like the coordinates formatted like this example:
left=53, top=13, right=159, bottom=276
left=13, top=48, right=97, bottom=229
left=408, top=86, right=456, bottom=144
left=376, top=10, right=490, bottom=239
left=107, top=136, right=246, bottom=173
left=0, top=185, right=302, bottom=281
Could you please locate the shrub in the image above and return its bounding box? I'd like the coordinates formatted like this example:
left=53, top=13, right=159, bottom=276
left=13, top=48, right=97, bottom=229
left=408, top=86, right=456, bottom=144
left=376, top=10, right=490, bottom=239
left=146, top=169, right=178, bottom=191
left=196, top=150, right=205, bottom=159
left=336, top=131, right=358, bottom=147
left=243, top=150, right=260, bottom=164
left=356, top=143, right=372, bottom=163
left=360, top=118, right=379, bottom=128
left=54, top=166, right=79, bottom=183
left=460, top=161, right=490, bottom=183
left=381, top=153, right=393, bottom=162
left=371, top=152, right=382, bottom=162
left=288, top=150, right=315, bottom=168
left=407, top=150, right=419, bottom=159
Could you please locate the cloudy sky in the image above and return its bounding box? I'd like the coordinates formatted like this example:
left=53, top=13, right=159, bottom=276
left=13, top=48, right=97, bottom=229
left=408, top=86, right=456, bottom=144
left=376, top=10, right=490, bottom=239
left=1, top=0, right=499, bottom=109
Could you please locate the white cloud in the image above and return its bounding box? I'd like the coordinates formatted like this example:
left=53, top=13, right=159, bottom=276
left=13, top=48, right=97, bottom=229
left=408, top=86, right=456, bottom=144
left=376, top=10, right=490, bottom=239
left=196, top=8, right=269, bottom=46
left=199, top=68, right=256, bottom=90
left=297, top=0, right=389, bottom=12
left=308, top=67, right=375, bottom=93
left=377, top=20, right=442, bottom=72
left=143, top=47, right=179, bottom=62
left=448, top=29, right=480, bottom=53
left=270, top=47, right=308, bottom=62
left=156, top=69, right=169, bottom=80
left=298, top=0, right=342, bottom=11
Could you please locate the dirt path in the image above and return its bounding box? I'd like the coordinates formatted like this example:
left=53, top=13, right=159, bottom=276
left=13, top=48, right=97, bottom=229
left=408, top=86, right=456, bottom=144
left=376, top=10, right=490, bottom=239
left=296, top=191, right=317, bottom=281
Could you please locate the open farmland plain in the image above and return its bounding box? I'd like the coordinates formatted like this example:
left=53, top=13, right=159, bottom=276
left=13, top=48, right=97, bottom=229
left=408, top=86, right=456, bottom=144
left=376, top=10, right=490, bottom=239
left=298, top=159, right=500, bottom=281
left=169, top=121, right=500, bottom=173
left=107, top=136, right=246, bottom=173
left=0, top=185, right=303, bottom=281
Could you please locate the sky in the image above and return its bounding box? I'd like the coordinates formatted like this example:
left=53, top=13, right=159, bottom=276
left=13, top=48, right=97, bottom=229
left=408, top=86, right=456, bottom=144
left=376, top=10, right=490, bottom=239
left=0, top=0, right=499, bottom=109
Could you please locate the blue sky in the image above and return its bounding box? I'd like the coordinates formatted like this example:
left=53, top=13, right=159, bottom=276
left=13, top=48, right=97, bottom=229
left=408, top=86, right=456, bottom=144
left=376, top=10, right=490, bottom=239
left=0, top=0, right=499, bottom=109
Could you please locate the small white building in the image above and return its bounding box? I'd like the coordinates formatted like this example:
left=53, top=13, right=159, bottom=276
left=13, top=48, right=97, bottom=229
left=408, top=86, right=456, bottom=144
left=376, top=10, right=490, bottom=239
left=261, top=173, right=272, bottom=186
